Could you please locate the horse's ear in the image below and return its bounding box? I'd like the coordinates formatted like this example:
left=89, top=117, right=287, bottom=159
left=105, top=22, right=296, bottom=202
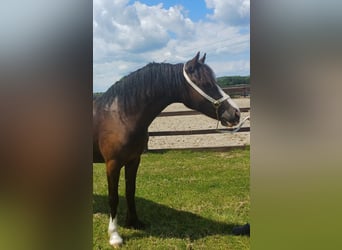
left=188, top=52, right=200, bottom=71
left=199, top=53, right=206, bottom=64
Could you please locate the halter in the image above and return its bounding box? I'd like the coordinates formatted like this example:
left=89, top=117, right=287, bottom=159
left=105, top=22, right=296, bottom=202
left=183, top=63, right=249, bottom=133
left=182, top=64, right=230, bottom=108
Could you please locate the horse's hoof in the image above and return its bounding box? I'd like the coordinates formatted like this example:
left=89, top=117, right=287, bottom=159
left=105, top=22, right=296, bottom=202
left=111, top=243, right=121, bottom=249
left=109, top=231, right=123, bottom=248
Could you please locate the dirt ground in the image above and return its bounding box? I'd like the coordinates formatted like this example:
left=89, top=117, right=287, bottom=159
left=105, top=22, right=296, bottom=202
left=148, top=98, right=250, bottom=150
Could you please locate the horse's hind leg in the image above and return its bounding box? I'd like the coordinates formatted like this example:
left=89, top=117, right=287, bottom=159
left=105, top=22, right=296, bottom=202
left=106, top=159, right=123, bottom=247
left=125, top=157, right=145, bottom=229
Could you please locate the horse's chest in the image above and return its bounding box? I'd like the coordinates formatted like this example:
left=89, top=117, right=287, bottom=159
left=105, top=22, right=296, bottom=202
left=126, top=131, right=148, bottom=151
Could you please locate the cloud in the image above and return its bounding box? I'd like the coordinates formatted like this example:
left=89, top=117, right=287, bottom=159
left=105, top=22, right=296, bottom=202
left=94, top=1, right=194, bottom=58
left=205, top=0, right=250, bottom=25
left=93, top=0, right=250, bottom=92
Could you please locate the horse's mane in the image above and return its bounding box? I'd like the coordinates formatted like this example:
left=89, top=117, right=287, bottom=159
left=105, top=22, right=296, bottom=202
left=96, top=62, right=184, bottom=112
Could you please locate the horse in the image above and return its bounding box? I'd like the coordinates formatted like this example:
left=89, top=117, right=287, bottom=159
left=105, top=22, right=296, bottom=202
left=93, top=52, right=241, bottom=247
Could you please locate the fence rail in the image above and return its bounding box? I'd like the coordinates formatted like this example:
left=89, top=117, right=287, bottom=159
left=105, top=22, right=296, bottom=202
left=221, top=85, right=250, bottom=97
left=149, top=127, right=250, bottom=137
left=147, top=145, right=250, bottom=153
left=157, top=107, right=250, bottom=117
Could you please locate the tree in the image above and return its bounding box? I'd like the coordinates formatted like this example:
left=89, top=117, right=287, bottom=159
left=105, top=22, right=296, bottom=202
left=216, top=76, right=250, bottom=87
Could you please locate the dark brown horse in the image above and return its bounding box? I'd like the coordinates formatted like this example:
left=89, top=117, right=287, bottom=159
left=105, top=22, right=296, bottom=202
left=93, top=52, right=240, bottom=247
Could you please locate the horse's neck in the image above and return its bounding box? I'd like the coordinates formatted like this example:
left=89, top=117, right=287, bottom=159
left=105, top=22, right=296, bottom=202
left=132, top=95, right=176, bottom=130
left=118, top=65, right=187, bottom=130
left=130, top=82, right=184, bottom=130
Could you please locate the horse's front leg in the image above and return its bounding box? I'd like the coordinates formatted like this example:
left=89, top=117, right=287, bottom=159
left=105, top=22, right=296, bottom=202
left=106, top=159, right=123, bottom=247
left=125, top=157, right=145, bottom=229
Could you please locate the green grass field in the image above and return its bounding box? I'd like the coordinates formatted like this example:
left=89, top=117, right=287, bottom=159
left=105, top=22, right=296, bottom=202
left=93, top=149, right=250, bottom=249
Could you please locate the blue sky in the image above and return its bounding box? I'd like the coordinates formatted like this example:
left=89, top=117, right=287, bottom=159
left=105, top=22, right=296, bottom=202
left=93, top=0, right=250, bottom=92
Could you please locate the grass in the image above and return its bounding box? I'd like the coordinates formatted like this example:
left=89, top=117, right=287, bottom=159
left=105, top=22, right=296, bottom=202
left=93, top=149, right=250, bottom=249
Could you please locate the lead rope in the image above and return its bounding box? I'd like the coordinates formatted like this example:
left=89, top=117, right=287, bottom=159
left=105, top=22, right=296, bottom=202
left=214, top=103, right=250, bottom=133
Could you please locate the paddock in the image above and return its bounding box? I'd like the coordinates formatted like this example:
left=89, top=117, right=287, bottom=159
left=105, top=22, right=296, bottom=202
left=93, top=69, right=250, bottom=248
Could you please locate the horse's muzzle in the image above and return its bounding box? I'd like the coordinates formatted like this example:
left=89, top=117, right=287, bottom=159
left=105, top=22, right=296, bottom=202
left=220, top=109, right=240, bottom=127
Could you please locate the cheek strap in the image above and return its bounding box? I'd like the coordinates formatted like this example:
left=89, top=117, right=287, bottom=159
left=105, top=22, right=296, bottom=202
left=183, top=64, right=230, bottom=106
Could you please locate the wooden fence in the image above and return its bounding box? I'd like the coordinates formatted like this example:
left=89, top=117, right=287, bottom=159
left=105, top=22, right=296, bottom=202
left=221, top=84, right=250, bottom=97
left=147, top=85, right=250, bottom=152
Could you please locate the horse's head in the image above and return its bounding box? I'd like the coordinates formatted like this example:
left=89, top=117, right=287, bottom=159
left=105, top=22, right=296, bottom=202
left=182, top=52, right=240, bottom=127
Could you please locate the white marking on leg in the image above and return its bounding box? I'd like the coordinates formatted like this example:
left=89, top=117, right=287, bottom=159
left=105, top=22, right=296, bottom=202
left=108, top=215, right=123, bottom=247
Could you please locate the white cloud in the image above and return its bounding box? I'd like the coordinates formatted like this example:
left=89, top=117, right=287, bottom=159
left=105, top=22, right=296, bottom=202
left=93, top=1, right=194, bottom=58
left=205, top=0, right=250, bottom=25
left=93, top=0, right=250, bottom=92
left=210, top=60, right=250, bottom=77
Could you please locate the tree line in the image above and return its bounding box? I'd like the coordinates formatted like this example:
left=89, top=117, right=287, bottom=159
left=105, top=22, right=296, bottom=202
left=216, top=76, right=250, bottom=88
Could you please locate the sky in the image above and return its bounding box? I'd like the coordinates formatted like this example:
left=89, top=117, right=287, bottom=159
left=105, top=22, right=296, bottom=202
left=93, top=0, right=250, bottom=92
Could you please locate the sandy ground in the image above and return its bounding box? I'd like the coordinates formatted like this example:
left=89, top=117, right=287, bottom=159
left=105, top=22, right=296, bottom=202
left=148, top=98, right=250, bottom=150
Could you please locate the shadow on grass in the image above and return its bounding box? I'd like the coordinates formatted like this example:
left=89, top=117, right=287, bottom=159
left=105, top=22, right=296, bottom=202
left=94, top=194, right=243, bottom=240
